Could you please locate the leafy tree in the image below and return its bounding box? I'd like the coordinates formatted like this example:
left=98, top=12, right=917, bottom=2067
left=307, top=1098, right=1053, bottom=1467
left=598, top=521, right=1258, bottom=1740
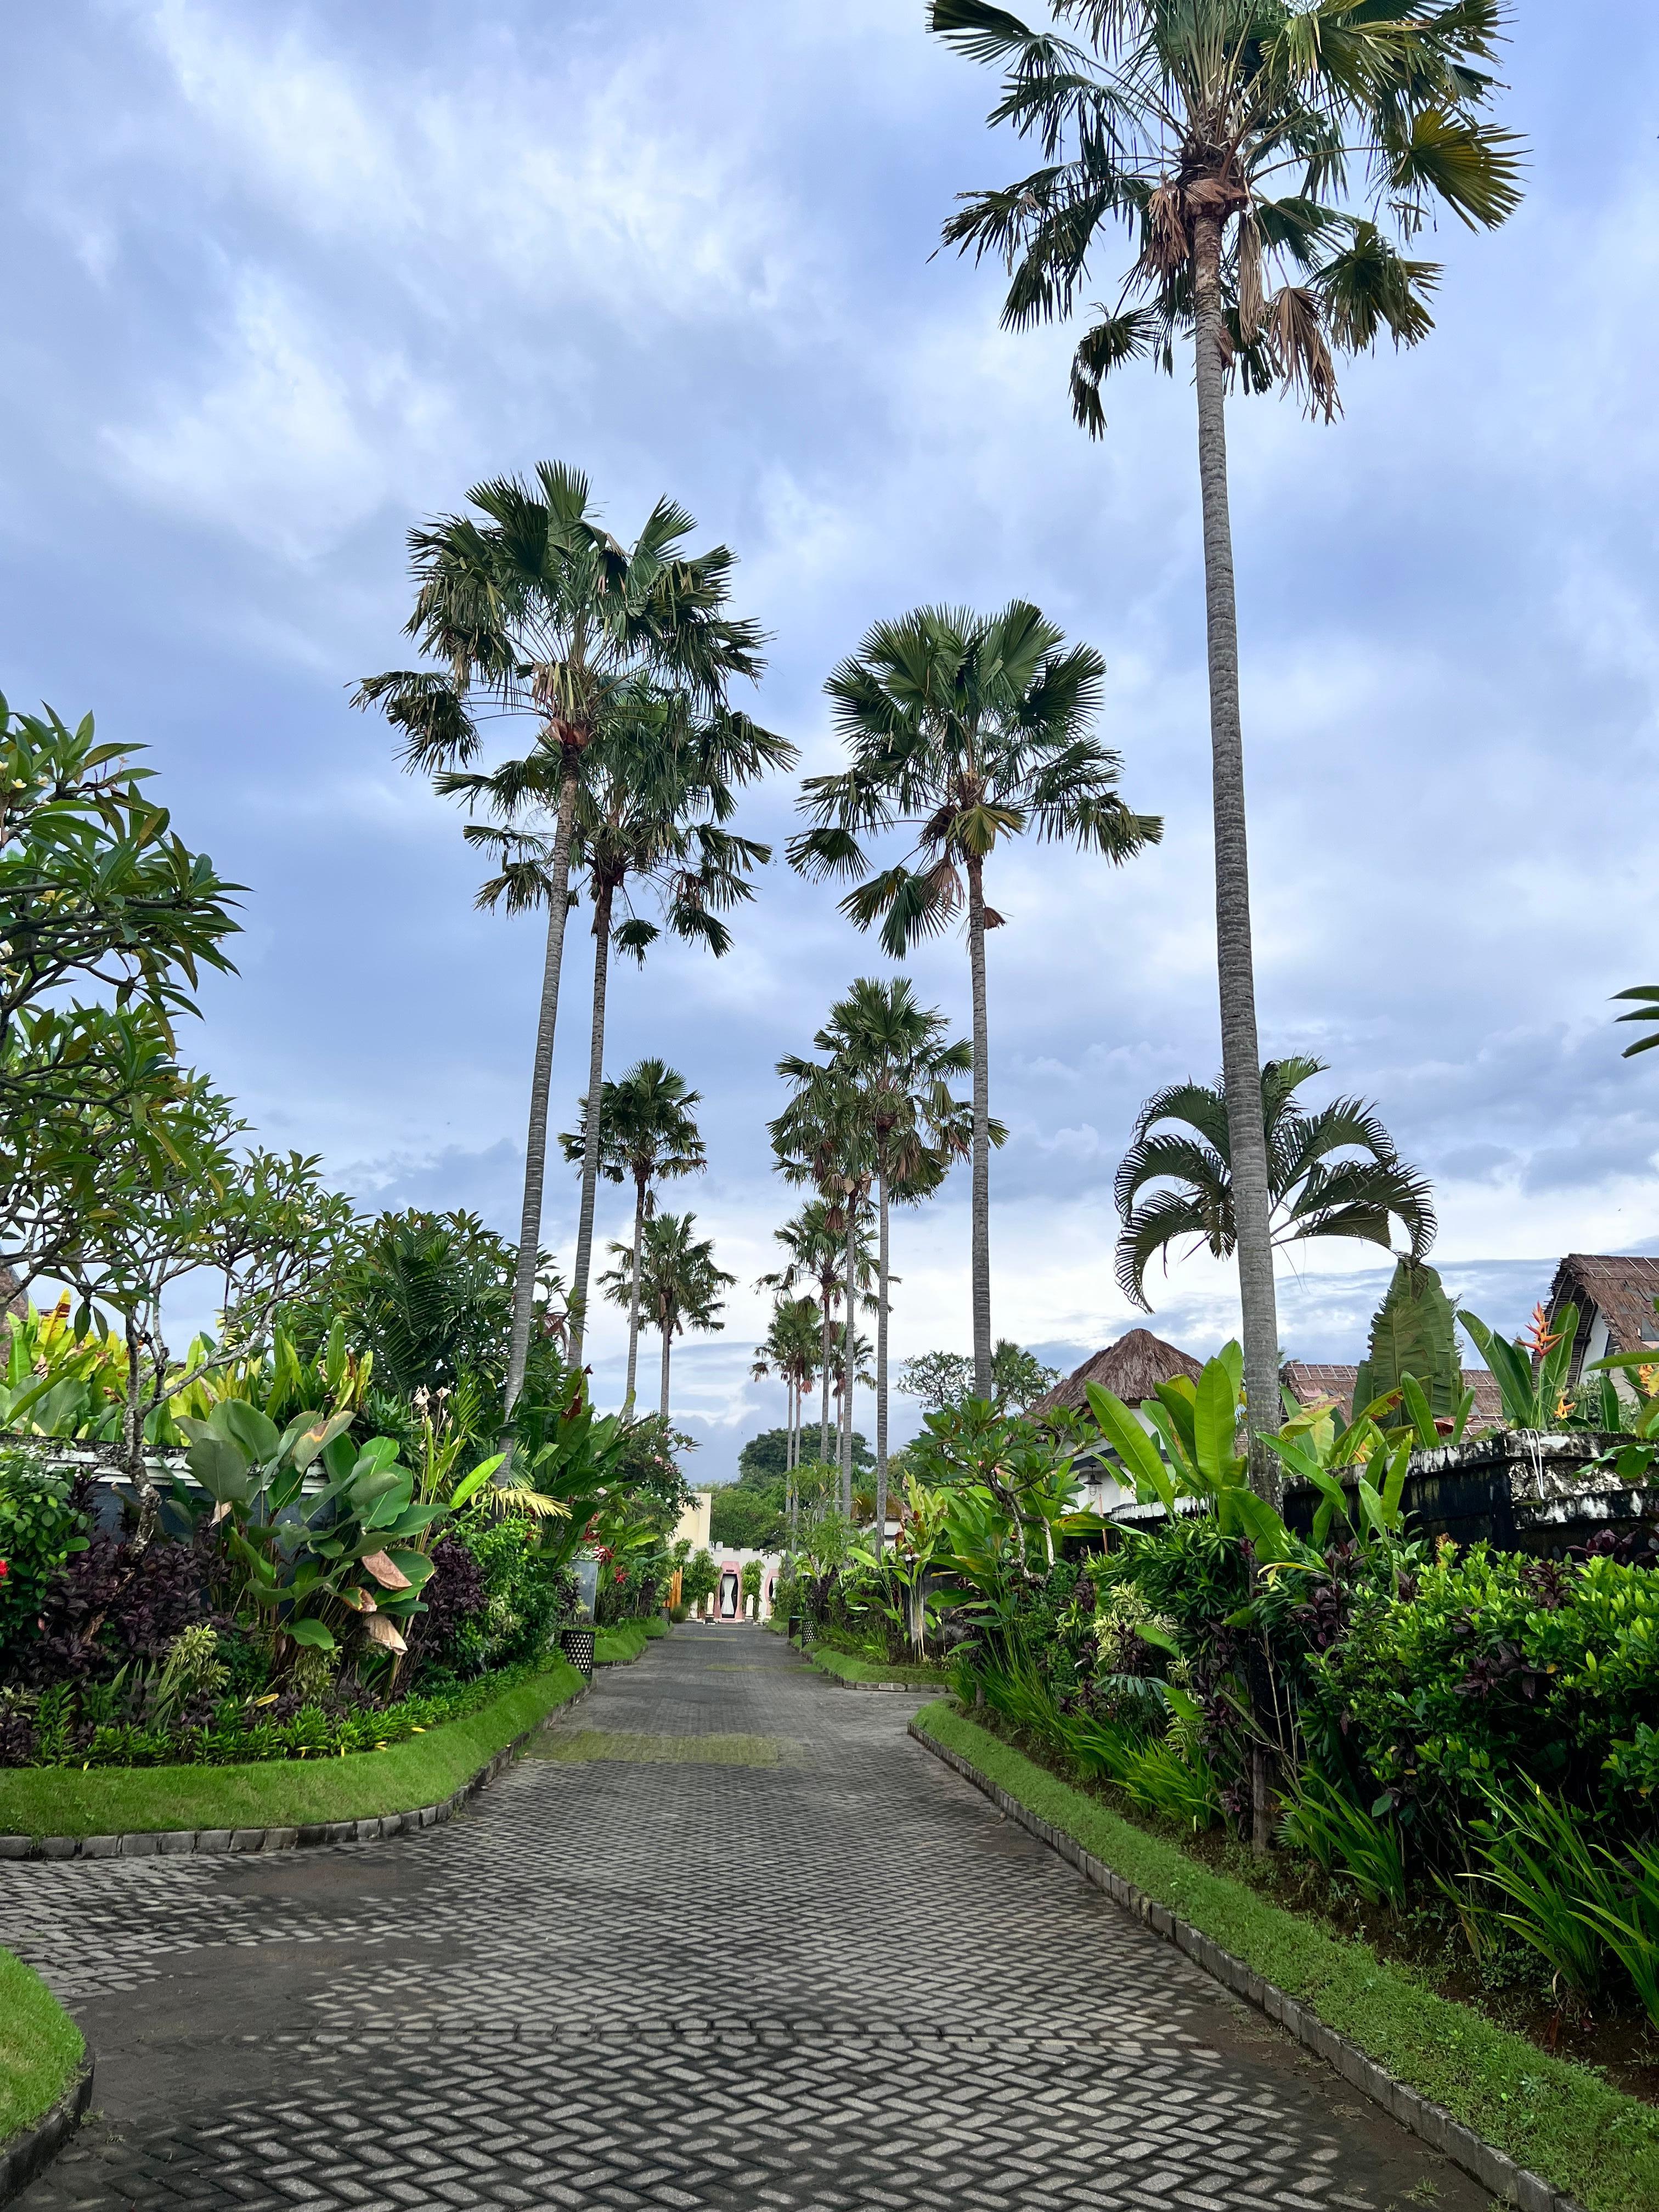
left=562, top=1059, right=704, bottom=1407
left=900, top=1340, right=1060, bottom=1416
left=1114, top=1058, right=1434, bottom=1330
left=355, top=462, right=766, bottom=1415
left=681, top=1544, right=719, bottom=1614
left=788, top=601, right=1158, bottom=1398
left=800, top=978, right=974, bottom=1551
left=42, top=1080, right=351, bottom=1543
left=0, top=697, right=241, bottom=1283
left=599, top=1210, right=733, bottom=1420
left=465, top=684, right=788, bottom=1364
left=710, top=1483, right=785, bottom=1553
left=737, top=1425, right=869, bottom=1484
left=929, top=0, right=1519, bottom=1451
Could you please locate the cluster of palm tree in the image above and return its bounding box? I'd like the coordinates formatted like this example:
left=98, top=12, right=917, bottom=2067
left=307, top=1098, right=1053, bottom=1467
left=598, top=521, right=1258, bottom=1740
left=357, top=463, right=792, bottom=1419
left=761, top=977, right=976, bottom=1554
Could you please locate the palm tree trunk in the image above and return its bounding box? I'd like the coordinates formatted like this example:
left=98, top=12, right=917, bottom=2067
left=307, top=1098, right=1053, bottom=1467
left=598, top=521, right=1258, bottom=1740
left=624, top=1172, right=647, bottom=1408
left=842, top=1209, right=855, bottom=1517
left=568, top=879, right=613, bottom=1369
left=874, top=1166, right=890, bottom=1559
left=819, top=1286, right=833, bottom=1466
left=1191, top=210, right=1280, bottom=1492
left=659, top=1323, right=672, bottom=1423
left=505, top=755, right=580, bottom=1419
left=967, top=854, right=992, bottom=1400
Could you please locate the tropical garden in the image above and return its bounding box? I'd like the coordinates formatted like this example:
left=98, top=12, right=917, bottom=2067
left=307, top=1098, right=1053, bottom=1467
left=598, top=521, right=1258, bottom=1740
left=3, top=3, right=1657, bottom=2207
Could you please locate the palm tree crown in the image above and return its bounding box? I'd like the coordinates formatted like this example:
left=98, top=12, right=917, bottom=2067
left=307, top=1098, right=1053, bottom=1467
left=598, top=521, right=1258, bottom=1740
left=1114, top=1056, right=1435, bottom=1313
left=600, top=1209, right=733, bottom=1421
left=562, top=1058, right=704, bottom=1408
left=789, top=599, right=1158, bottom=1398
left=354, top=462, right=766, bottom=1417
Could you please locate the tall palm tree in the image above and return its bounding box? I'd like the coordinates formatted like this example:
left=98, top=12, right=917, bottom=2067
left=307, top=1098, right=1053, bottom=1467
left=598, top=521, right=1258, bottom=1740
left=769, top=1058, right=879, bottom=1514
left=354, top=462, right=765, bottom=1417
left=600, top=1210, right=734, bottom=1421
left=928, top=1, right=1520, bottom=1454
left=752, top=1294, right=822, bottom=1542
left=789, top=601, right=1159, bottom=1398
left=760, top=1199, right=876, bottom=1483
left=808, top=978, right=974, bottom=1553
left=562, top=1058, right=703, bottom=1407
left=471, top=692, right=783, bottom=1364
left=1115, top=1056, right=1435, bottom=1318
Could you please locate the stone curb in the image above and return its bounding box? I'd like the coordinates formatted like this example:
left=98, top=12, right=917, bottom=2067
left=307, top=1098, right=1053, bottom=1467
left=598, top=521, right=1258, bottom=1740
left=911, top=1718, right=1586, bottom=2212
left=0, top=1681, right=590, bottom=1865
left=0, top=2059, right=93, bottom=2206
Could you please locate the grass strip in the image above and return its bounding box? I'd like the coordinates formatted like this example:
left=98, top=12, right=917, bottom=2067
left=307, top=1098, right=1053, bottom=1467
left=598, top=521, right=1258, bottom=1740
left=0, top=1661, right=585, bottom=1841
left=0, top=1948, right=83, bottom=2142
left=809, top=1646, right=947, bottom=1688
left=916, top=1701, right=1659, bottom=2212
left=594, top=1621, right=656, bottom=1665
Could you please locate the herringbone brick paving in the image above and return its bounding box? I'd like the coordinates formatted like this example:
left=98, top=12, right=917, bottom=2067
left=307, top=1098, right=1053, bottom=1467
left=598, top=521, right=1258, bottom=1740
left=4, top=1626, right=1492, bottom=2209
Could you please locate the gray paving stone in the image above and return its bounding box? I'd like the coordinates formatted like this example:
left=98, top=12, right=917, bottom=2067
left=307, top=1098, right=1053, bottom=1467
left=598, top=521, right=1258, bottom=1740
left=4, top=1626, right=1493, bottom=2210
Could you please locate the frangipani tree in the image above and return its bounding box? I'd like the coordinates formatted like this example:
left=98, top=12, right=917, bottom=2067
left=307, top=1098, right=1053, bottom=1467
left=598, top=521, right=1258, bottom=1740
left=789, top=600, right=1158, bottom=1398
left=355, top=462, right=765, bottom=1416
left=929, top=0, right=1520, bottom=1454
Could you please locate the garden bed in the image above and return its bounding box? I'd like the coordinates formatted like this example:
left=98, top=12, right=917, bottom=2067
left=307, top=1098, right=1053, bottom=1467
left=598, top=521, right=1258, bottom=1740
left=916, top=1700, right=1659, bottom=2212
left=0, top=1657, right=584, bottom=1841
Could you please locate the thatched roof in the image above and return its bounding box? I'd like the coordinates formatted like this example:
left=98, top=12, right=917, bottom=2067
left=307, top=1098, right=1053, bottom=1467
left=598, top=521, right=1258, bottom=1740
left=1031, top=1327, right=1204, bottom=1418
left=1546, top=1254, right=1659, bottom=1360
left=1280, top=1361, right=1504, bottom=1425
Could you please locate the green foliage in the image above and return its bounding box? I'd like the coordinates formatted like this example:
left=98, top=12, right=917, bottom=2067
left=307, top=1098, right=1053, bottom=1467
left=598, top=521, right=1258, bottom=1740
left=0, top=1944, right=84, bottom=2139
left=898, top=1341, right=1059, bottom=1415
left=0, top=1454, right=89, bottom=1661
left=443, top=1516, right=570, bottom=1676
left=1113, top=1059, right=1434, bottom=1313
left=1352, top=1259, right=1463, bottom=1421
left=681, top=1547, right=718, bottom=1609
left=1278, top=1769, right=1407, bottom=1908
left=710, top=1483, right=785, bottom=1553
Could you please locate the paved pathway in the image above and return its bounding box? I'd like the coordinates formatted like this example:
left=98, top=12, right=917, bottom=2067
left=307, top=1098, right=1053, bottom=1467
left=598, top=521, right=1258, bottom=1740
left=5, top=1627, right=1492, bottom=2211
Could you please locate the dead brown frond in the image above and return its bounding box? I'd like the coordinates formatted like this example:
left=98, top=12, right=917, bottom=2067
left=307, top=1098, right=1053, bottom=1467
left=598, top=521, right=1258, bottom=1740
left=1236, top=206, right=1266, bottom=342
left=1144, top=182, right=1188, bottom=277
left=1268, top=286, right=1341, bottom=420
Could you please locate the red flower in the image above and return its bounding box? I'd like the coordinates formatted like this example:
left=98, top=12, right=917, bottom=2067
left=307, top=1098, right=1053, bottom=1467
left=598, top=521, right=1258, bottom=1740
left=0, top=1560, right=8, bottom=1580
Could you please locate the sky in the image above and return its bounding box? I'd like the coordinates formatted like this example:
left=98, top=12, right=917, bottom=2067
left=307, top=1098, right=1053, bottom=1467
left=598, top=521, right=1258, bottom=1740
left=4, top=2, right=1658, bottom=1480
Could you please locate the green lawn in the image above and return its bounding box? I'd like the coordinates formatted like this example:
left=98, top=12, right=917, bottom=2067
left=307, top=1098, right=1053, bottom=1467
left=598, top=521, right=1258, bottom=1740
left=0, top=1948, right=83, bottom=2141
left=594, top=1619, right=662, bottom=1664
left=808, top=1646, right=947, bottom=1689
left=915, top=1702, right=1659, bottom=2212
left=0, top=1660, right=585, bottom=1841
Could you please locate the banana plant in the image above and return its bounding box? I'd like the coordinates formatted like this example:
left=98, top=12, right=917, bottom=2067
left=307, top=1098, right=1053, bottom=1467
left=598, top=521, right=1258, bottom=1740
left=177, top=1399, right=499, bottom=1662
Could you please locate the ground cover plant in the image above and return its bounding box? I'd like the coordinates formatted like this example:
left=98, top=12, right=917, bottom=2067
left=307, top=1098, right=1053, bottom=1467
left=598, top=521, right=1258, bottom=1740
left=0, top=1655, right=584, bottom=1839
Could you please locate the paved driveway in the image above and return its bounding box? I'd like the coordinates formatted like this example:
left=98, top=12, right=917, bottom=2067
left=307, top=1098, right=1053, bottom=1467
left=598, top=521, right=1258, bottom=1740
left=6, top=1627, right=1491, bottom=2210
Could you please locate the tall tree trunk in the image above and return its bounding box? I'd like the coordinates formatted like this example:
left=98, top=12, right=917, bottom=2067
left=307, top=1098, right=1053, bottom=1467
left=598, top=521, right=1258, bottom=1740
left=842, top=1208, right=856, bottom=1517
left=967, top=854, right=992, bottom=1399
left=125, top=1309, right=159, bottom=1551
left=505, top=755, right=581, bottom=1419
left=567, top=879, right=613, bottom=1369
left=1191, top=210, right=1280, bottom=1492
left=873, top=1167, right=890, bottom=1559
left=819, top=1287, right=833, bottom=1466
left=659, top=1323, right=672, bottom=1423
left=624, top=1172, right=647, bottom=1408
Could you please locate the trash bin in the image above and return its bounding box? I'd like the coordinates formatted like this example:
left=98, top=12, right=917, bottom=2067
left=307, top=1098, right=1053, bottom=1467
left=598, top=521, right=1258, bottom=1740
left=560, top=1627, right=596, bottom=1679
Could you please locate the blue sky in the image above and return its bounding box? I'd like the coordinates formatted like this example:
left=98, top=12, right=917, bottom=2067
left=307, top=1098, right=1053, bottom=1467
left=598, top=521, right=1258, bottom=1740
left=4, top=3, right=1658, bottom=1478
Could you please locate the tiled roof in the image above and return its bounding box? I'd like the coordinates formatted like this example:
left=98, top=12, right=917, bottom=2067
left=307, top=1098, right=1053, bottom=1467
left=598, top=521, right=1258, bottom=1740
left=1031, top=1327, right=1204, bottom=1417
left=1281, top=1361, right=1504, bottom=1425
